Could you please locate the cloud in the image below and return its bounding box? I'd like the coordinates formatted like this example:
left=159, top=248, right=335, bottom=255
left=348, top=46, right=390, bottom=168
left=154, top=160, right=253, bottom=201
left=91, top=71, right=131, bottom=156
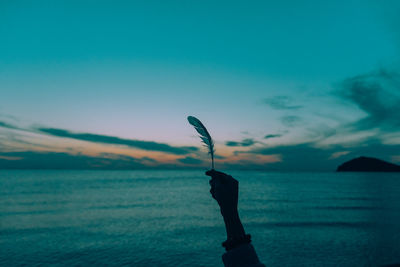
left=0, top=113, right=19, bottom=122
left=243, top=138, right=400, bottom=171
left=38, top=127, right=198, bottom=155
left=0, top=151, right=154, bottom=169
left=329, top=151, right=350, bottom=159
left=338, top=69, right=400, bottom=132
left=177, top=156, right=203, bottom=165
left=264, top=96, right=302, bottom=110
left=97, top=152, right=157, bottom=163
left=0, top=155, right=23, bottom=160
left=264, top=134, right=282, bottom=139
left=0, top=121, right=19, bottom=130
left=392, top=155, right=400, bottom=163
left=246, top=143, right=338, bottom=171
left=218, top=159, right=280, bottom=171
left=281, top=115, right=302, bottom=127
left=306, top=124, right=337, bottom=140
left=225, top=138, right=256, bottom=147
left=213, top=154, right=226, bottom=159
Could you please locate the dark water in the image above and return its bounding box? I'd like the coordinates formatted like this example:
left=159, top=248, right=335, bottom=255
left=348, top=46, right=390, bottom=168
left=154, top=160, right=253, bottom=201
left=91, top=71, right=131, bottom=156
left=1, top=170, right=400, bottom=266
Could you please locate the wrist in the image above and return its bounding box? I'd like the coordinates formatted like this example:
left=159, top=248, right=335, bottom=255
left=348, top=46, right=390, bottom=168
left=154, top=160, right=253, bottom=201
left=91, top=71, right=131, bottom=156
left=222, top=234, right=252, bottom=251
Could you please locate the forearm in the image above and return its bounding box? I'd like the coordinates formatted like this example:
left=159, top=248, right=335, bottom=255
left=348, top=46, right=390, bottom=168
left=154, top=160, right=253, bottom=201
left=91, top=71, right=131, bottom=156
left=222, top=210, right=245, bottom=239
left=206, top=170, right=265, bottom=266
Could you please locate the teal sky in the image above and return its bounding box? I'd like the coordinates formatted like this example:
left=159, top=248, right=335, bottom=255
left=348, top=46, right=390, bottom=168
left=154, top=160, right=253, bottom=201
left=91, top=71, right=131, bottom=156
left=1, top=1, right=399, bottom=170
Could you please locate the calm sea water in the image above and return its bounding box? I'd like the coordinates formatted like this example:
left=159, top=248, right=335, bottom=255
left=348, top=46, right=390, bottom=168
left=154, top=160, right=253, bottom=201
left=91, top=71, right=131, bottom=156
left=1, top=170, right=400, bottom=266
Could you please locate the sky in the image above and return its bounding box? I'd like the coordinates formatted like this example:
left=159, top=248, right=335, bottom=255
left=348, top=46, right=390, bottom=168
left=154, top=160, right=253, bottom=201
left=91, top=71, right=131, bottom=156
left=1, top=0, right=399, bottom=170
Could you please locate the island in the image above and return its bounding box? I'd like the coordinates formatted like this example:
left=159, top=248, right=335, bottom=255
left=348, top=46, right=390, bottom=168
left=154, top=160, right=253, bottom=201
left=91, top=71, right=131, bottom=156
left=337, top=156, right=400, bottom=172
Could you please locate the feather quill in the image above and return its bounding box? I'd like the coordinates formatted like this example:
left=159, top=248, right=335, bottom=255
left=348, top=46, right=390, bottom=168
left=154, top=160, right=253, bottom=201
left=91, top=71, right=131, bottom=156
left=187, top=116, right=215, bottom=169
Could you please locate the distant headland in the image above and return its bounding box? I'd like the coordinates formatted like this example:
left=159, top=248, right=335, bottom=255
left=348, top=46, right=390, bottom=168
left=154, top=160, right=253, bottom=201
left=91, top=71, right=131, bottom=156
left=337, top=156, right=400, bottom=172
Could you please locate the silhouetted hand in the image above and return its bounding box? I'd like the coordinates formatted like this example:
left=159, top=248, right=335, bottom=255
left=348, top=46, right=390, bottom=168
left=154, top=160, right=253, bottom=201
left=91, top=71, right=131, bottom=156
left=206, top=170, right=245, bottom=239
left=206, top=169, right=239, bottom=217
left=206, top=170, right=265, bottom=265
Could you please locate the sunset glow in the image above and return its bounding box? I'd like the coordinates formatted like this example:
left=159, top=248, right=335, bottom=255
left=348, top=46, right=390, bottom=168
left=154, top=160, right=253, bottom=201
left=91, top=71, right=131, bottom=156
left=1, top=1, right=399, bottom=170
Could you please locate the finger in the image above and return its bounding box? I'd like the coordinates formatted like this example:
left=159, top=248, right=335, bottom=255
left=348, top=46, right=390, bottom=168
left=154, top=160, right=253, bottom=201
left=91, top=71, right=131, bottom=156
left=205, top=170, right=230, bottom=183
left=209, top=178, right=216, bottom=187
left=209, top=179, right=212, bottom=185
left=209, top=178, right=222, bottom=191
left=210, top=188, right=216, bottom=199
left=213, top=180, right=222, bottom=190
left=205, top=170, right=214, bottom=176
left=205, top=169, right=226, bottom=177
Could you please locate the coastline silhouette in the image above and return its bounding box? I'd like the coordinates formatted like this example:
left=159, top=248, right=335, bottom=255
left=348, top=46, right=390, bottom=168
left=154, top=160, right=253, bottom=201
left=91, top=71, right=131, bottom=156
left=337, top=156, right=400, bottom=172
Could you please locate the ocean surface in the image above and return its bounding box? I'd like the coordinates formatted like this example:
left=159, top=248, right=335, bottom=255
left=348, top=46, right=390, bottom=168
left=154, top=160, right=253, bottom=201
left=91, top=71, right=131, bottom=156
left=1, top=170, right=400, bottom=267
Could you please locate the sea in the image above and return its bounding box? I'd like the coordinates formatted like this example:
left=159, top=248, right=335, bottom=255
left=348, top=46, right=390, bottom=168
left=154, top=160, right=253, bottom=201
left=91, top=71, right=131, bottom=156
left=1, top=170, right=400, bottom=267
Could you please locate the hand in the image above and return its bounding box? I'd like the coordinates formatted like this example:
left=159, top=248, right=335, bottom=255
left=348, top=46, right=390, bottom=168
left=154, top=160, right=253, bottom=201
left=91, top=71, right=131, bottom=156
left=206, top=170, right=245, bottom=239
left=206, top=169, right=239, bottom=217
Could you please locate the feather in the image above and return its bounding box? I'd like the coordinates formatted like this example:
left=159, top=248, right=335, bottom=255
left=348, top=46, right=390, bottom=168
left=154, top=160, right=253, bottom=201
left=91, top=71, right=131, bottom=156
left=187, top=116, right=215, bottom=169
